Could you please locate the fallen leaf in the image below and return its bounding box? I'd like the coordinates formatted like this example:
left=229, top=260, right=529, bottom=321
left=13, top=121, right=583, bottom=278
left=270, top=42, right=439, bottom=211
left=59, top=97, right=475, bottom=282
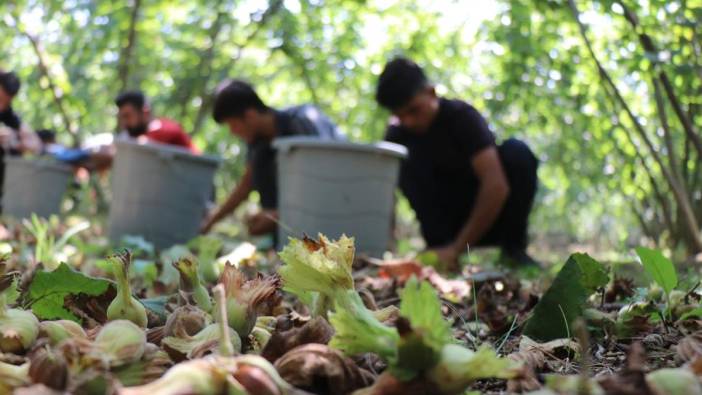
left=523, top=253, right=608, bottom=341
left=605, top=276, right=635, bottom=303
left=23, top=263, right=115, bottom=323
left=677, top=332, right=702, bottom=363
left=599, top=342, right=652, bottom=395
left=376, top=259, right=424, bottom=282
left=275, top=343, right=373, bottom=395
left=519, top=336, right=581, bottom=357
left=261, top=316, right=335, bottom=363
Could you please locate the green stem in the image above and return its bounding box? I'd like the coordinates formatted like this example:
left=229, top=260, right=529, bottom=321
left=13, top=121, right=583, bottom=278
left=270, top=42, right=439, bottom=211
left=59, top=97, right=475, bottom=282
left=214, top=284, right=234, bottom=357
left=0, top=293, right=7, bottom=318
left=114, top=261, right=133, bottom=306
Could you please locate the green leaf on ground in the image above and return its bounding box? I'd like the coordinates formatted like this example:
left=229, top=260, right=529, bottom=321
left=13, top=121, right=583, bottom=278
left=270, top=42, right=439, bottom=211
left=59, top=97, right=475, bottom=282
left=679, top=307, right=702, bottom=322
left=24, top=262, right=113, bottom=322
left=574, top=253, right=610, bottom=292
left=635, top=247, right=677, bottom=295
left=141, top=296, right=169, bottom=322
left=399, top=276, right=454, bottom=349
left=523, top=253, right=608, bottom=341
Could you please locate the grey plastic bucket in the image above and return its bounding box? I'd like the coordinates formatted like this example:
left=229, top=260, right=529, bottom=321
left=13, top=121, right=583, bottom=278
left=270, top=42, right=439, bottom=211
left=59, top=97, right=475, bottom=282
left=107, top=139, right=220, bottom=249
left=273, top=137, right=407, bottom=257
left=2, top=157, right=73, bottom=219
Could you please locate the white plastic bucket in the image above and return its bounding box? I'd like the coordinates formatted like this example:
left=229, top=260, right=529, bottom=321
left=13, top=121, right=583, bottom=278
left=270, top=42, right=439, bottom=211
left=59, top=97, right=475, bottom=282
left=107, top=139, right=220, bottom=249
left=274, top=137, right=407, bottom=257
left=2, top=157, right=73, bottom=219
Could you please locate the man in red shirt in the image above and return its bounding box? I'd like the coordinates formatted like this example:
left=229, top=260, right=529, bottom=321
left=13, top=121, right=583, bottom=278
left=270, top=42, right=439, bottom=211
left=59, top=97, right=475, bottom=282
left=83, top=91, right=198, bottom=170
left=114, top=91, right=198, bottom=152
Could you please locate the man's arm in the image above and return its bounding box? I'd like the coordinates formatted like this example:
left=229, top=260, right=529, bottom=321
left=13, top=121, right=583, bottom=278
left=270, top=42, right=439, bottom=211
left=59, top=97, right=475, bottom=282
left=436, top=147, right=509, bottom=262
left=201, top=164, right=253, bottom=233
left=17, top=124, right=42, bottom=154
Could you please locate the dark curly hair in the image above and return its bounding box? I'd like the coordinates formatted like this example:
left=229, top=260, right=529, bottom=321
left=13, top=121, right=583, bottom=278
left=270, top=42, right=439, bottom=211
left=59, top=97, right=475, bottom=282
left=375, top=57, right=429, bottom=110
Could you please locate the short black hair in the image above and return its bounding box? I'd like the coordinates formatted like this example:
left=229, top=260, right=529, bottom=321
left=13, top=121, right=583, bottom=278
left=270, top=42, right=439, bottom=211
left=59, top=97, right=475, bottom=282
left=36, top=129, right=56, bottom=144
left=115, top=90, right=147, bottom=109
left=375, top=57, right=429, bottom=110
left=212, top=79, right=268, bottom=123
left=0, top=71, right=21, bottom=96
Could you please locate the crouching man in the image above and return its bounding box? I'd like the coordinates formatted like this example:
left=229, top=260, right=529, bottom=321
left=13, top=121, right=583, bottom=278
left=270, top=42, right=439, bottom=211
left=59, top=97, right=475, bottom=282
left=376, top=58, right=540, bottom=269
left=201, top=79, right=343, bottom=236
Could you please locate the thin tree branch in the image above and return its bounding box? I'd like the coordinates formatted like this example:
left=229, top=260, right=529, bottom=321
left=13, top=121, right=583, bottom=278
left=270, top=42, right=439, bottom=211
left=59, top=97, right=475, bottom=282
left=9, top=17, right=78, bottom=146
left=191, top=0, right=285, bottom=136
left=617, top=1, right=702, bottom=158
left=609, top=126, right=675, bottom=239
left=178, top=0, right=227, bottom=122
left=652, top=77, right=680, bottom=182
left=568, top=0, right=702, bottom=252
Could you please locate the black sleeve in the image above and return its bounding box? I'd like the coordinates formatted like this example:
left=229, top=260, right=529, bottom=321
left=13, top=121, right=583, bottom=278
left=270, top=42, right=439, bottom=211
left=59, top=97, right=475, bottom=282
left=384, top=124, right=402, bottom=143
left=0, top=108, right=21, bottom=130
left=286, top=105, right=339, bottom=138
left=248, top=142, right=278, bottom=209
left=452, top=104, right=495, bottom=158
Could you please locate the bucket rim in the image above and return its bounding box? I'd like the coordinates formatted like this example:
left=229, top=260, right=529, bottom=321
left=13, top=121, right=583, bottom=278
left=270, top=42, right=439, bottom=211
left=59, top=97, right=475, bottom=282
left=114, top=138, right=222, bottom=165
left=4, top=156, right=74, bottom=173
left=272, top=136, right=408, bottom=158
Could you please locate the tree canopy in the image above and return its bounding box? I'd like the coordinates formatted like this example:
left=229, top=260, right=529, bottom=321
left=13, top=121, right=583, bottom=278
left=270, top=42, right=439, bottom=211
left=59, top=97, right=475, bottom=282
left=1, top=0, right=701, bottom=255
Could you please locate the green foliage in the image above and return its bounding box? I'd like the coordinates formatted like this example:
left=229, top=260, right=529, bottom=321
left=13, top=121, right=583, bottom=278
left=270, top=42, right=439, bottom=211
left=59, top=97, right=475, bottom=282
left=23, top=262, right=113, bottom=322
left=120, top=235, right=155, bottom=258
left=679, top=307, right=702, bottom=322
left=187, top=236, right=223, bottom=283
left=575, top=253, right=611, bottom=292
left=635, top=247, right=678, bottom=296
left=278, top=235, right=355, bottom=314
left=140, top=296, right=169, bottom=323
left=328, top=290, right=399, bottom=362
left=1, top=0, right=700, bottom=252
left=392, top=276, right=456, bottom=380
left=23, top=215, right=89, bottom=271
left=398, top=276, right=454, bottom=350
left=524, top=253, right=609, bottom=341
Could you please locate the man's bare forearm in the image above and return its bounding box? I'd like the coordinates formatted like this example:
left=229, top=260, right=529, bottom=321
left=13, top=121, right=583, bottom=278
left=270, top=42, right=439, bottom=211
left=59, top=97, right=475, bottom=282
left=210, top=168, right=252, bottom=224
left=452, top=180, right=509, bottom=250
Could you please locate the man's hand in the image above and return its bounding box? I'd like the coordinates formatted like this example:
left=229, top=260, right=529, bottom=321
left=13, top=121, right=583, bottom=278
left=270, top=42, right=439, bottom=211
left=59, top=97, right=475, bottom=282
left=451, top=147, right=510, bottom=249
left=0, top=126, right=13, bottom=148
left=246, top=210, right=278, bottom=236
left=429, top=244, right=460, bottom=272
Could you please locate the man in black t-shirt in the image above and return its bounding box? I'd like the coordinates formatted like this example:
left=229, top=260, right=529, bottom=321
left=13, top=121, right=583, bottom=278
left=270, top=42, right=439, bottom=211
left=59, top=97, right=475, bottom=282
left=201, top=79, right=343, bottom=236
left=0, top=71, right=41, bottom=211
left=376, top=58, right=539, bottom=268
left=0, top=72, right=21, bottom=133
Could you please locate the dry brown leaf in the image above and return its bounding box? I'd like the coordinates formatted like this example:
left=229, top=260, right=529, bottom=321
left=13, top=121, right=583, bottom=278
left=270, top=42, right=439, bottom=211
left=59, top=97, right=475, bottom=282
left=376, top=259, right=424, bottom=282
left=261, top=317, right=334, bottom=363
left=605, top=277, right=636, bottom=303
left=275, top=343, right=373, bottom=395
left=599, top=342, right=653, bottom=395
left=505, top=337, right=551, bottom=392
left=506, top=366, right=542, bottom=393
left=677, top=332, right=702, bottom=363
